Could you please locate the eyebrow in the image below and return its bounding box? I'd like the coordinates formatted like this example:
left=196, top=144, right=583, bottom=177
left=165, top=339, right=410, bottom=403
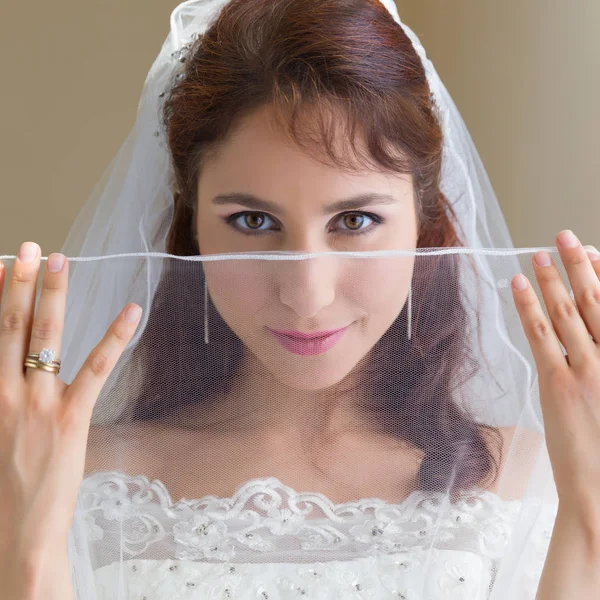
left=211, top=192, right=399, bottom=215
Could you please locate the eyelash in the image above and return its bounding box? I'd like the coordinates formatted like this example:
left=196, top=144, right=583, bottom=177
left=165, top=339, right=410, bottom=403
left=224, top=211, right=384, bottom=237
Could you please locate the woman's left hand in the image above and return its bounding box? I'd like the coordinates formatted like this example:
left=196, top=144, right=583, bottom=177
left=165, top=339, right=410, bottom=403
left=511, top=229, right=600, bottom=515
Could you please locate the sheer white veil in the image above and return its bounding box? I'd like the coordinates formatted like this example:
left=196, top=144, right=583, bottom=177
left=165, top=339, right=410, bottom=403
left=30, top=1, right=559, bottom=597
left=58, top=0, right=538, bottom=426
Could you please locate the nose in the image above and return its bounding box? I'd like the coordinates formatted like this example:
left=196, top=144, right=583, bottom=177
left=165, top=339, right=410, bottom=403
left=277, top=255, right=337, bottom=319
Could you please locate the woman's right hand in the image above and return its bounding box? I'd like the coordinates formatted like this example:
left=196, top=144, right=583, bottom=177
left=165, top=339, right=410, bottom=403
left=0, top=241, right=142, bottom=599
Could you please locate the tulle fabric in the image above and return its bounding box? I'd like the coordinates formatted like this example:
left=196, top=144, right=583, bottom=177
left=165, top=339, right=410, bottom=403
left=1, top=1, right=565, bottom=597
left=0, top=249, right=562, bottom=598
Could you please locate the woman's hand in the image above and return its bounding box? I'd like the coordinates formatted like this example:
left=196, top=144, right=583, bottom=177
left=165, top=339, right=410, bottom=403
left=0, top=242, right=142, bottom=599
left=511, top=229, right=600, bottom=515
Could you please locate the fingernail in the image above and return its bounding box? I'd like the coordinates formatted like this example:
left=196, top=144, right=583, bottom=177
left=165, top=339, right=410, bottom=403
left=124, top=305, right=142, bottom=323
left=558, top=229, right=579, bottom=248
left=513, top=274, right=528, bottom=291
left=18, top=242, right=39, bottom=263
left=47, top=254, right=65, bottom=273
left=535, top=252, right=552, bottom=267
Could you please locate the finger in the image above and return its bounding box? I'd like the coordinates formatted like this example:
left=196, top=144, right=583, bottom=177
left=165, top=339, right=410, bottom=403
left=0, top=242, right=41, bottom=382
left=531, top=248, right=596, bottom=369
left=512, top=272, right=567, bottom=377
left=584, top=245, right=600, bottom=342
left=583, top=243, right=600, bottom=280
left=554, top=230, right=600, bottom=345
left=63, top=304, right=142, bottom=421
left=0, top=260, right=5, bottom=307
left=25, top=253, right=69, bottom=389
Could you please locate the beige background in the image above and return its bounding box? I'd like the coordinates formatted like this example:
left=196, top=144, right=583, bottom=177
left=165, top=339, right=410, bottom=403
left=1, top=0, right=598, bottom=256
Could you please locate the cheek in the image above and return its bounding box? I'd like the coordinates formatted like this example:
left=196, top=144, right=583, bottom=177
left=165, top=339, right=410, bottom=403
left=342, top=256, right=414, bottom=323
left=202, top=261, right=271, bottom=332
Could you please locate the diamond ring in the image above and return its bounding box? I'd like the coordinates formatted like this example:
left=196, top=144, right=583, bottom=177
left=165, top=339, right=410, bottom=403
left=24, top=347, right=62, bottom=375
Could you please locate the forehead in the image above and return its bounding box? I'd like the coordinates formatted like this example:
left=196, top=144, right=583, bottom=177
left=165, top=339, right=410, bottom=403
left=198, top=105, right=412, bottom=207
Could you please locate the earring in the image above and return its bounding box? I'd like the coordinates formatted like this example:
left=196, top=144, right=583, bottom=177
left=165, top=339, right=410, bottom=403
left=203, top=278, right=210, bottom=345
left=407, top=281, right=412, bottom=341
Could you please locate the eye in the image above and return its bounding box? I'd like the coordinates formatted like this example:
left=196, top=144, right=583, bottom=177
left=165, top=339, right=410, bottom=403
left=224, top=210, right=383, bottom=236
left=332, top=212, right=382, bottom=235
left=226, top=212, right=280, bottom=235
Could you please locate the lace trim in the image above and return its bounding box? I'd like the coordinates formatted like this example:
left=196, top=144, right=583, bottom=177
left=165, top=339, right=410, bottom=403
left=81, top=470, right=511, bottom=517
left=77, top=470, right=557, bottom=568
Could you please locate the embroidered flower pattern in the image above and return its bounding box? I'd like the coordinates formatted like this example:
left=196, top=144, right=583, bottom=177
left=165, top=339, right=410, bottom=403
left=173, top=514, right=235, bottom=560
left=80, top=471, right=557, bottom=599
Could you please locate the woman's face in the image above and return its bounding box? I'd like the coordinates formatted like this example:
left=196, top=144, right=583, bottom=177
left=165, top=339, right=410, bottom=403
left=196, top=105, right=418, bottom=391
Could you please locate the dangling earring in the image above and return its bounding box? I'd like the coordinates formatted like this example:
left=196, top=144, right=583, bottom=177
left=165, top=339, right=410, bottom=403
left=194, top=230, right=209, bottom=344
left=407, top=280, right=412, bottom=341
left=203, top=277, right=210, bottom=345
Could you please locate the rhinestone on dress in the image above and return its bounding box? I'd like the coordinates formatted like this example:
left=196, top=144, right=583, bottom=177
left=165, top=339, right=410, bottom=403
left=39, top=348, right=56, bottom=365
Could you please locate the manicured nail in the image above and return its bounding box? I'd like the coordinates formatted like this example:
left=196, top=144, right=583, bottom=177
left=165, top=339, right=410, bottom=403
left=18, top=242, right=40, bottom=263
left=535, top=252, right=552, bottom=267
left=124, top=304, right=142, bottom=323
left=558, top=230, right=579, bottom=248
left=47, top=254, right=65, bottom=273
left=513, top=274, right=528, bottom=291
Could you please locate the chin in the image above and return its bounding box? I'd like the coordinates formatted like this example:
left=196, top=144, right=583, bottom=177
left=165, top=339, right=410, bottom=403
left=255, top=344, right=368, bottom=392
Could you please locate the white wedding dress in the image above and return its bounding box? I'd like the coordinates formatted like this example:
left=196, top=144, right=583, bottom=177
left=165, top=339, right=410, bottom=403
left=80, top=471, right=557, bottom=600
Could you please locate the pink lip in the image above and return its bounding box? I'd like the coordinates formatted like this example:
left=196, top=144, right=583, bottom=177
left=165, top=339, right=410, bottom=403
left=269, top=327, right=348, bottom=339
left=268, top=325, right=350, bottom=356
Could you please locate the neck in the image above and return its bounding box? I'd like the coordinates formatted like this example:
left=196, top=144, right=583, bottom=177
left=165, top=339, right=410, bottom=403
left=188, top=347, right=377, bottom=443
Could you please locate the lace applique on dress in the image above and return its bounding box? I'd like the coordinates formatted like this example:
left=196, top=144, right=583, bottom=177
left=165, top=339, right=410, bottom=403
left=79, top=471, right=557, bottom=599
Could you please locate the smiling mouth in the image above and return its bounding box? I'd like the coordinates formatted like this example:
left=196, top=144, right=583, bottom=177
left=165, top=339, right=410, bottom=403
left=267, top=325, right=351, bottom=355
left=267, top=326, right=349, bottom=340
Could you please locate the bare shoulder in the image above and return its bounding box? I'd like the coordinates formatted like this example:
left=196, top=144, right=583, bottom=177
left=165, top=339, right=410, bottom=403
left=481, top=424, right=545, bottom=499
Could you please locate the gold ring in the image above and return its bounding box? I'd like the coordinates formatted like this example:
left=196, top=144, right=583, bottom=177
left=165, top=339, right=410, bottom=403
left=24, top=358, right=60, bottom=375
left=24, top=360, right=60, bottom=375
left=26, top=352, right=62, bottom=366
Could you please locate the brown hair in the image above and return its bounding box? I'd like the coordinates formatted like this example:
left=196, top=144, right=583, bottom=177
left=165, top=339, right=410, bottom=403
left=125, top=0, right=502, bottom=497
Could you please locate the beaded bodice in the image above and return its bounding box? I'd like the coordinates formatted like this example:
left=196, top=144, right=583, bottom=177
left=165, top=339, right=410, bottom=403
left=77, top=471, right=557, bottom=600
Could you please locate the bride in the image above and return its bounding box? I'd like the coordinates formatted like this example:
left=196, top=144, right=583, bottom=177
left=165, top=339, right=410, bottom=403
left=2, top=1, right=600, bottom=598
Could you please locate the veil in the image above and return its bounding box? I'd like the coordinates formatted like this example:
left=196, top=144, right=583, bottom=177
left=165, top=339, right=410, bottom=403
left=1, top=0, right=567, bottom=598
